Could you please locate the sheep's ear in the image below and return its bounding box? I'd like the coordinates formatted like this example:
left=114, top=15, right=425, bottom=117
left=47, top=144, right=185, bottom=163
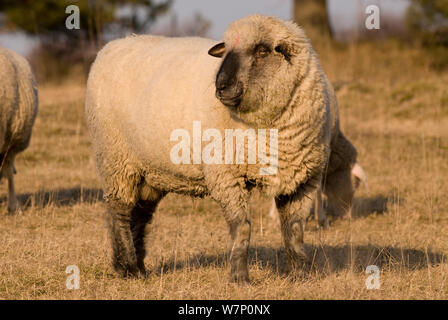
left=351, top=163, right=369, bottom=193
left=208, top=42, right=226, bottom=58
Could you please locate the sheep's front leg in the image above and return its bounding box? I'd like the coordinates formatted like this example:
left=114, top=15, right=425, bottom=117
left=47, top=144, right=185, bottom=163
left=219, top=195, right=251, bottom=283
left=225, top=209, right=251, bottom=283
left=275, top=183, right=317, bottom=274
left=315, top=186, right=328, bottom=228
left=6, top=160, right=20, bottom=214
left=206, top=169, right=251, bottom=283
left=107, top=200, right=141, bottom=278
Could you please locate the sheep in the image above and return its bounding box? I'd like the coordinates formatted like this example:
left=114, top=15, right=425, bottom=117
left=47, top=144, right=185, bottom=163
left=0, top=47, right=38, bottom=214
left=85, top=15, right=336, bottom=283
left=268, top=162, right=368, bottom=227
left=319, top=82, right=368, bottom=223
left=268, top=80, right=368, bottom=227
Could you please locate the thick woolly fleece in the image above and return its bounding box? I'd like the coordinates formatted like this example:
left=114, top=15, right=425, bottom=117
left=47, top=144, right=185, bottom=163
left=85, top=15, right=333, bottom=281
left=86, top=17, right=331, bottom=204
left=0, top=47, right=38, bottom=213
left=269, top=77, right=364, bottom=226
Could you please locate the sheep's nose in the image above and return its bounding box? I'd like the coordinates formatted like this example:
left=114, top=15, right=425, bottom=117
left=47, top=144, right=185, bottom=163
left=216, top=50, right=239, bottom=96
left=216, top=71, right=232, bottom=89
left=216, top=77, right=236, bottom=97
left=217, top=82, right=227, bottom=92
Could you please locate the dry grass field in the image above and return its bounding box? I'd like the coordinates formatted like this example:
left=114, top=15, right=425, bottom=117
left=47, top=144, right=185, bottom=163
left=0, top=40, right=447, bottom=299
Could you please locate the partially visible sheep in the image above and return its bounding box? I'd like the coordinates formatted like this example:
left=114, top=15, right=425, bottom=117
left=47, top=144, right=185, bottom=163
left=0, top=47, right=38, bottom=213
left=269, top=82, right=367, bottom=227
left=322, top=82, right=368, bottom=222
left=269, top=162, right=368, bottom=226
left=86, top=15, right=335, bottom=283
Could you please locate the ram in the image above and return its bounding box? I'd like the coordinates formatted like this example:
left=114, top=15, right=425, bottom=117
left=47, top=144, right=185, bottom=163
left=86, top=15, right=346, bottom=283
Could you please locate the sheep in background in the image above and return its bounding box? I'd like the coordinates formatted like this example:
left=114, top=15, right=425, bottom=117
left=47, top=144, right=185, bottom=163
left=86, top=15, right=338, bottom=283
left=269, top=162, right=368, bottom=227
left=0, top=47, right=38, bottom=214
left=269, top=79, right=368, bottom=227
left=321, top=81, right=368, bottom=223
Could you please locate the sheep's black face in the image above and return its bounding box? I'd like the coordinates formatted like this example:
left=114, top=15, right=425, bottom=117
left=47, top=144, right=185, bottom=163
left=209, top=37, right=302, bottom=126
left=214, top=50, right=243, bottom=109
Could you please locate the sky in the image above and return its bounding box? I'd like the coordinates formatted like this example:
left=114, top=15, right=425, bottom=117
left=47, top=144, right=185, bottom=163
left=149, top=0, right=409, bottom=40
left=0, top=0, right=410, bottom=56
left=153, top=0, right=292, bottom=40
left=0, top=31, right=38, bottom=56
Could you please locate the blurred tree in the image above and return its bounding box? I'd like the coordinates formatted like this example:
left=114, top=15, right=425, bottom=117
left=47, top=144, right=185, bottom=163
left=293, top=0, right=332, bottom=39
left=114, top=0, right=171, bottom=34
left=0, top=12, right=6, bottom=30
left=0, top=0, right=172, bottom=80
left=161, top=12, right=211, bottom=37
left=407, top=0, right=448, bottom=46
left=0, top=0, right=171, bottom=46
left=407, top=0, right=448, bottom=68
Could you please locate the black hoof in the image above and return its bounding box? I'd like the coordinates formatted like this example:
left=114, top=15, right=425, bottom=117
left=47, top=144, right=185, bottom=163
left=113, top=262, right=146, bottom=279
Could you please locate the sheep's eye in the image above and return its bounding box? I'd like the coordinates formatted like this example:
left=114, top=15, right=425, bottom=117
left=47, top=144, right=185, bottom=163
left=274, top=44, right=291, bottom=62
left=254, top=45, right=270, bottom=58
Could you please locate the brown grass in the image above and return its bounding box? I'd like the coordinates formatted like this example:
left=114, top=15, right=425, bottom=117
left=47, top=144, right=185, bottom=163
left=0, top=40, right=447, bottom=299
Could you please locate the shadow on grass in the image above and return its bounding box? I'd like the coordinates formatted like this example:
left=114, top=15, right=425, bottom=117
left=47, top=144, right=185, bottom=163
left=352, top=195, right=390, bottom=218
left=0, top=187, right=103, bottom=209
left=153, top=244, right=445, bottom=278
left=2, top=188, right=390, bottom=221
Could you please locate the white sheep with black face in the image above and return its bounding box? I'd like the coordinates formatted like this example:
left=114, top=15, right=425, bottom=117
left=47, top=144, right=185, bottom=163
left=85, top=15, right=336, bottom=283
left=0, top=47, right=38, bottom=214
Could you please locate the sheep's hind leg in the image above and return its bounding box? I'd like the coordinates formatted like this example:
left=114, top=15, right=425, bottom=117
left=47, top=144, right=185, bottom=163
left=275, top=183, right=317, bottom=276
left=107, top=200, right=142, bottom=278
left=131, top=198, right=163, bottom=275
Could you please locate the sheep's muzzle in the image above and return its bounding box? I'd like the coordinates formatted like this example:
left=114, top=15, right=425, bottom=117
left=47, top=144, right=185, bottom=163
left=215, top=50, right=243, bottom=108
